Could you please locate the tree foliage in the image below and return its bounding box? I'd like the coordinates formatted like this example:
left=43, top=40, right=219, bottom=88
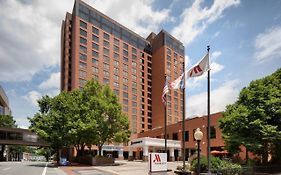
left=0, top=114, right=17, bottom=128
left=219, top=68, right=281, bottom=164
left=29, top=80, right=130, bottom=160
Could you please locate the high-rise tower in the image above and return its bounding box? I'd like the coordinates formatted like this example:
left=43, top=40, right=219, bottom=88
left=61, top=0, right=185, bottom=135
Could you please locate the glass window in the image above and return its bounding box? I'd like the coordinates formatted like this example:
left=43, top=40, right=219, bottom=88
left=92, top=50, right=99, bottom=57
left=92, top=42, right=99, bottom=50
left=103, top=47, right=109, bottom=56
left=92, top=26, right=99, bottom=35
left=132, top=62, right=137, bottom=67
left=132, top=47, right=137, bottom=54
left=80, top=20, right=87, bottom=29
left=92, top=35, right=99, bottom=43
left=80, top=45, right=87, bottom=54
left=92, top=58, right=98, bottom=66
left=104, top=32, right=110, bottom=40
left=123, top=85, right=128, bottom=91
left=114, top=45, right=119, bottom=52
left=167, top=48, right=171, bottom=55
left=103, top=70, right=109, bottom=78
left=123, top=64, right=128, bottom=71
left=114, top=67, right=119, bottom=74
left=114, top=38, right=119, bottom=45
left=123, top=78, right=128, bottom=84
left=114, top=75, right=119, bottom=81
left=80, top=29, right=87, bottom=37
left=103, top=55, right=110, bottom=63
left=132, top=54, right=137, bottom=60
left=92, top=67, right=99, bottom=74
left=79, top=62, right=86, bottom=69
left=185, top=131, right=189, bottom=142
left=103, top=40, right=110, bottom=48
left=123, top=50, right=128, bottom=57
left=114, top=82, right=119, bottom=88
left=123, top=43, right=128, bottom=50
left=114, top=60, right=119, bottom=67
left=103, top=63, right=109, bottom=70
left=114, top=53, right=119, bottom=59
left=79, top=53, right=87, bottom=61
left=123, top=92, right=128, bottom=98
left=103, top=78, right=109, bottom=84
left=123, top=57, right=128, bottom=62
left=79, top=78, right=87, bottom=87
left=123, top=71, right=128, bottom=77
left=79, top=70, right=86, bottom=78
left=80, top=37, right=87, bottom=45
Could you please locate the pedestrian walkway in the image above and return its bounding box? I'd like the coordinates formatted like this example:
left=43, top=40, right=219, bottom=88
left=60, top=160, right=186, bottom=175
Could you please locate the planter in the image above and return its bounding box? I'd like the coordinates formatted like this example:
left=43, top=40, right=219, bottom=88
left=174, top=170, right=192, bottom=175
left=91, top=156, right=114, bottom=166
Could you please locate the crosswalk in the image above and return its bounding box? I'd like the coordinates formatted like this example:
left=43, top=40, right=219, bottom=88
left=75, top=169, right=114, bottom=175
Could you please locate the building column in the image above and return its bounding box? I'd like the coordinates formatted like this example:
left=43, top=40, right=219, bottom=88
left=6, top=145, right=9, bottom=161
left=128, top=147, right=134, bottom=161
left=178, top=149, right=182, bottom=161
left=169, top=147, right=175, bottom=161
left=143, top=146, right=149, bottom=161
left=118, top=149, right=124, bottom=160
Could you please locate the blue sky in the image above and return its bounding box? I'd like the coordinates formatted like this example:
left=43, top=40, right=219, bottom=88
left=0, top=0, right=280, bottom=128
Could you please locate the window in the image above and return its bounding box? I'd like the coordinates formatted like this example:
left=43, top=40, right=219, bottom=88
left=103, top=47, right=109, bottom=56
left=103, top=70, right=109, bottom=78
left=103, top=32, right=109, bottom=40
left=103, top=78, right=109, bottom=84
left=79, top=62, right=86, bottom=69
left=132, top=95, right=137, bottom=101
left=114, top=89, right=119, bottom=95
left=123, top=57, right=128, bottom=62
left=80, top=29, right=87, bottom=37
left=80, top=20, right=87, bottom=29
left=123, top=50, right=128, bottom=57
left=103, top=63, right=109, bottom=70
left=114, top=53, right=119, bottom=59
left=114, top=38, right=119, bottom=45
left=132, top=47, right=137, bottom=54
left=92, top=42, right=99, bottom=50
left=80, top=45, right=87, bottom=54
left=79, top=70, right=86, bottom=78
left=123, top=78, right=128, bottom=84
left=103, top=40, right=110, bottom=48
left=123, top=43, right=128, bottom=50
left=185, top=131, right=189, bottom=142
left=210, top=126, right=216, bottom=139
left=92, top=58, right=98, bottom=66
left=92, top=67, right=99, bottom=74
left=79, top=78, right=87, bottom=86
left=172, top=133, right=178, bottom=140
left=132, top=62, right=137, bottom=67
left=114, top=60, right=119, bottom=67
left=123, top=85, right=128, bottom=91
left=123, top=99, right=128, bottom=105
left=132, top=68, right=136, bottom=74
left=114, top=75, right=119, bottom=81
left=92, top=26, right=99, bottom=35
left=123, top=71, right=128, bottom=77
left=114, top=45, right=119, bottom=52
left=92, top=50, right=99, bottom=57
left=113, top=67, right=119, bottom=74
left=132, top=54, right=137, bottom=60
left=123, top=64, right=128, bottom=71
left=79, top=53, right=87, bottom=61
left=132, top=102, right=137, bottom=107
left=167, top=48, right=171, bottom=55
left=123, top=92, right=128, bottom=98
left=80, top=37, right=87, bottom=45
left=114, top=82, right=119, bottom=88
left=103, top=55, right=110, bottom=63
left=132, top=75, right=136, bottom=81
left=132, top=82, right=137, bottom=88
left=92, top=35, right=99, bottom=43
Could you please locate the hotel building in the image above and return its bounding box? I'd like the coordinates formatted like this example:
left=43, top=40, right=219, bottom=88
left=61, top=0, right=185, bottom=136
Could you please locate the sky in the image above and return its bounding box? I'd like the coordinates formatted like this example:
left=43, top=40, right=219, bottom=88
left=0, top=0, right=281, bottom=128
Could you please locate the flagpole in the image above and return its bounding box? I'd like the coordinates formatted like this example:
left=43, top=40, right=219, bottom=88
left=164, top=74, right=167, bottom=154
left=182, top=64, right=186, bottom=171
left=207, top=45, right=211, bottom=174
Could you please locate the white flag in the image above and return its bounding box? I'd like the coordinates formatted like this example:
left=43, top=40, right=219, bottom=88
left=187, top=53, right=210, bottom=78
left=170, top=73, right=184, bottom=89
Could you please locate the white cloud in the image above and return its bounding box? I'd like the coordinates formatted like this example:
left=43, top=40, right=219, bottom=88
left=39, top=72, right=60, bottom=90
left=211, top=51, right=222, bottom=60
left=172, top=0, right=240, bottom=45
left=186, top=80, right=240, bottom=117
left=254, top=26, right=281, bottom=63
left=23, top=90, right=42, bottom=107
left=0, top=0, right=73, bottom=82
left=87, top=0, right=170, bottom=37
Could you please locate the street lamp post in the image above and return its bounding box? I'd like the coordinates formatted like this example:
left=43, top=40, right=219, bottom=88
left=194, top=128, right=203, bottom=175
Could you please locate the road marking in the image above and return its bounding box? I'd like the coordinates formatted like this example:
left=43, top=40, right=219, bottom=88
left=2, top=167, right=11, bottom=171
left=42, top=162, right=48, bottom=175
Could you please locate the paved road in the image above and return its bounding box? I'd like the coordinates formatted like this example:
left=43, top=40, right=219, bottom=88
left=0, top=161, right=66, bottom=175
left=74, top=169, right=114, bottom=175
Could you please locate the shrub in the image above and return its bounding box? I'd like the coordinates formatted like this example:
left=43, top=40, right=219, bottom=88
left=191, top=156, right=242, bottom=174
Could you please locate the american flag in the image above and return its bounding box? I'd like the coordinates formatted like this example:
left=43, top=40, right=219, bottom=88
left=162, top=78, right=169, bottom=104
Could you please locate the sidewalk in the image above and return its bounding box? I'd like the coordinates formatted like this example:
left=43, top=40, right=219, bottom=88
left=59, top=160, right=186, bottom=175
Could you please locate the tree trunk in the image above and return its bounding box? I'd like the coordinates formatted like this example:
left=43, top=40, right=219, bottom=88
left=56, top=147, right=60, bottom=164
left=262, top=143, right=268, bottom=165
left=98, top=145, right=102, bottom=156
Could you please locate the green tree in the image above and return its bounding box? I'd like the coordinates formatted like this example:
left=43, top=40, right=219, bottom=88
left=219, top=68, right=281, bottom=164
left=0, top=114, right=17, bottom=128
left=29, top=80, right=130, bottom=161
left=0, top=115, right=17, bottom=161
left=82, top=81, right=130, bottom=155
